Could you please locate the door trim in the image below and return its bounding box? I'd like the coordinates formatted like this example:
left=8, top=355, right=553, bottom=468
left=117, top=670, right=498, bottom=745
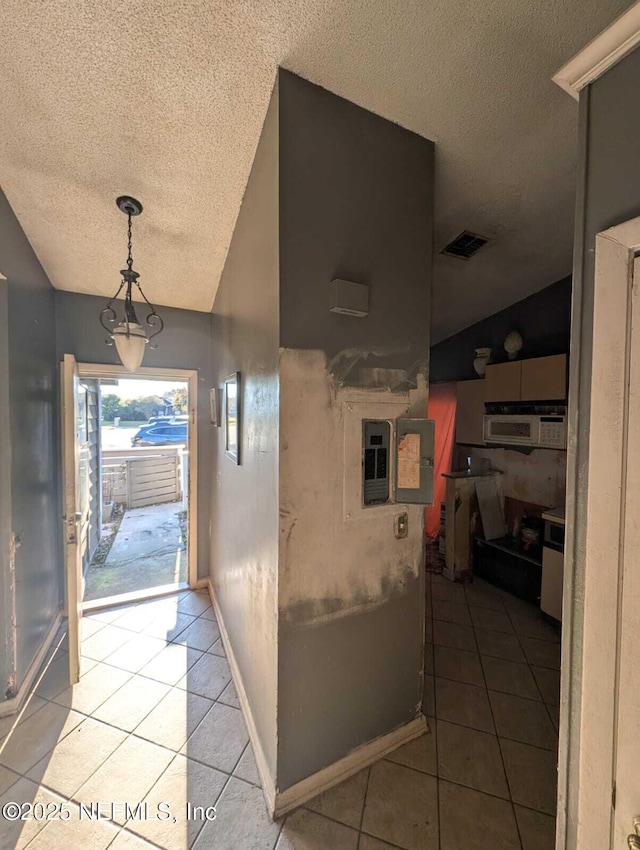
left=562, top=216, right=640, bottom=849
left=75, top=364, right=199, bottom=592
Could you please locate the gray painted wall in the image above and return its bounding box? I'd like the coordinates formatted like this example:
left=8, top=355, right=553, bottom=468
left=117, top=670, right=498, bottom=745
left=0, top=187, right=61, bottom=699
left=564, top=45, right=640, bottom=848
left=209, top=85, right=281, bottom=779
left=54, top=291, right=214, bottom=580
left=430, top=276, right=572, bottom=383
left=278, top=69, right=433, bottom=384
left=276, top=71, right=433, bottom=790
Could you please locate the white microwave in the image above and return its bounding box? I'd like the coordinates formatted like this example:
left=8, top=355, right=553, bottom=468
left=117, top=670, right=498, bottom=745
left=483, top=414, right=566, bottom=449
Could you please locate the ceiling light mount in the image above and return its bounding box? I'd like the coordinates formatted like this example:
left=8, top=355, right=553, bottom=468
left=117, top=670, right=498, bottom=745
left=99, top=196, right=164, bottom=372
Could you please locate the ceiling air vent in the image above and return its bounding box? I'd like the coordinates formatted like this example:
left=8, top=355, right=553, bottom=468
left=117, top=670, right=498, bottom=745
left=440, top=231, right=490, bottom=260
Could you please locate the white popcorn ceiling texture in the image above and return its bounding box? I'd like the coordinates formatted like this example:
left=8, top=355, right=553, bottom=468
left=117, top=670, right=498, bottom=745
left=0, top=0, right=632, bottom=340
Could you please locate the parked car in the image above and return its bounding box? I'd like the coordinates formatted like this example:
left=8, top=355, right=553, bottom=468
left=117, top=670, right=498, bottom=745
left=147, top=414, right=189, bottom=425
left=132, top=422, right=188, bottom=446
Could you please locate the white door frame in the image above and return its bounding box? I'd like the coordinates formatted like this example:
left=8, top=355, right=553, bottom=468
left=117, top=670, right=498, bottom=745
left=75, top=363, right=199, bottom=592
left=560, top=216, right=640, bottom=849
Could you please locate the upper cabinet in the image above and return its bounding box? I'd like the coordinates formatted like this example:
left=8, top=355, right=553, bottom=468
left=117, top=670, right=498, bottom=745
left=485, top=354, right=567, bottom=402
left=520, top=354, right=567, bottom=401
left=485, top=361, right=522, bottom=402
left=456, top=379, right=485, bottom=444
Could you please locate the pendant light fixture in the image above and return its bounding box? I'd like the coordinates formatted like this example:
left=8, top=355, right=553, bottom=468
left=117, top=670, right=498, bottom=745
left=99, top=196, right=163, bottom=372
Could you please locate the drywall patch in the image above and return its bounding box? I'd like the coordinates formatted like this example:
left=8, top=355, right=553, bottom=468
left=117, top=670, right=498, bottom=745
left=278, top=348, right=427, bottom=618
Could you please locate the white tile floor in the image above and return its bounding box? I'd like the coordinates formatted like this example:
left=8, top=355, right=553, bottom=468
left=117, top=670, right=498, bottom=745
left=0, top=580, right=559, bottom=850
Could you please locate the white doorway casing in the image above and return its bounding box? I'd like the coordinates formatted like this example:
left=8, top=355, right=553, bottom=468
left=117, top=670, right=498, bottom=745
left=561, top=217, right=640, bottom=850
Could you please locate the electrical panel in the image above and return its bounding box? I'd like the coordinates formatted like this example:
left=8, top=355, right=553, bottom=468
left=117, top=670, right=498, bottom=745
left=363, top=420, right=390, bottom=505
left=395, top=419, right=435, bottom=505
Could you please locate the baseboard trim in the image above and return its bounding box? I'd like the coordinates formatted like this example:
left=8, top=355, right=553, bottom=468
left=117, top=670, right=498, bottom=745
left=0, top=611, right=63, bottom=718
left=194, top=577, right=209, bottom=589
left=206, top=579, right=277, bottom=814
left=273, top=714, right=427, bottom=818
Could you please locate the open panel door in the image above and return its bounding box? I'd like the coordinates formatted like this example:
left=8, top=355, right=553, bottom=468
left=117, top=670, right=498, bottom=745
left=61, top=353, right=83, bottom=684
left=395, top=419, right=435, bottom=505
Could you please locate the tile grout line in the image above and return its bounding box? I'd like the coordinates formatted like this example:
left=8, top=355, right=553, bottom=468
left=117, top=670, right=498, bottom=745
left=464, top=580, right=525, bottom=850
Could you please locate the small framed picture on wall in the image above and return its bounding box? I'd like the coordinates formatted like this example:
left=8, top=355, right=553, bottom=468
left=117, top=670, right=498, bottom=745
left=224, top=372, right=241, bottom=464
left=209, top=388, right=222, bottom=426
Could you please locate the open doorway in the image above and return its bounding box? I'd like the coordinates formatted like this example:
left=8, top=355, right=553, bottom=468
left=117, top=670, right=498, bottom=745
left=64, top=364, right=198, bottom=614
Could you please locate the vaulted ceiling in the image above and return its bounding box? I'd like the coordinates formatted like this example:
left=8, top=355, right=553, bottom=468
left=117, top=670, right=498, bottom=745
left=0, top=0, right=631, bottom=342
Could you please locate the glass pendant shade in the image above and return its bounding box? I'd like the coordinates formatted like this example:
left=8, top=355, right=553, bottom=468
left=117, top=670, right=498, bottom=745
left=112, top=323, right=147, bottom=372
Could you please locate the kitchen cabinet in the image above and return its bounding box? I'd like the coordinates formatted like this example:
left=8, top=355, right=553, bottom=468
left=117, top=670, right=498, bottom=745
left=455, top=379, right=485, bottom=444
left=521, top=354, right=567, bottom=401
left=485, top=361, right=521, bottom=402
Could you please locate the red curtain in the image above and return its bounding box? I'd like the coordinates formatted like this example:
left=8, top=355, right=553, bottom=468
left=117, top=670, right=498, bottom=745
left=425, top=382, right=457, bottom=540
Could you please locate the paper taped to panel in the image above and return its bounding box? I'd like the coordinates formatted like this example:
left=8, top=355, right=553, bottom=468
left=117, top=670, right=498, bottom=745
left=395, top=419, right=435, bottom=505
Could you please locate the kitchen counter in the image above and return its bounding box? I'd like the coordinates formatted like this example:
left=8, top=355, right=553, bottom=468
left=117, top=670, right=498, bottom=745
left=542, top=506, right=566, bottom=525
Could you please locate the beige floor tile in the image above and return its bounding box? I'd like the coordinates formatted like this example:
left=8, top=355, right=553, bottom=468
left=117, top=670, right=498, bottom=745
left=546, top=702, right=560, bottom=731
left=423, top=641, right=434, bottom=676
left=435, top=678, right=494, bottom=733
left=436, top=720, right=509, bottom=799
left=76, top=735, right=174, bottom=824
left=178, top=652, right=231, bottom=700
left=475, top=628, right=526, bottom=663
left=92, top=674, right=171, bottom=732
left=434, top=645, right=483, bottom=687
left=278, top=808, right=359, bottom=849
left=515, top=805, right=557, bottom=850
left=109, top=828, right=158, bottom=848
left=0, top=764, right=20, bottom=795
left=134, top=687, right=213, bottom=751
left=0, top=695, right=48, bottom=741
left=500, top=739, right=558, bottom=815
left=469, top=606, right=514, bottom=634
left=182, top=702, right=248, bottom=773
left=138, top=642, right=204, bottom=686
left=34, top=650, right=71, bottom=700
left=53, top=662, right=132, bottom=715
left=362, top=760, right=438, bottom=850
left=218, top=679, right=241, bottom=709
left=210, top=637, right=226, bottom=657
left=464, top=586, right=506, bottom=612
left=424, top=617, right=433, bottom=643
left=22, top=800, right=120, bottom=850
left=431, top=600, right=471, bottom=626
left=81, top=617, right=107, bottom=640
left=438, top=780, right=520, bottom=850
left=130, top=753, right=227, bottom=849
left=0, top=777, right=66, bottom=850
left=0, top=701, right=85, bottom=775
left=359, top=836, right=402, bottom=850
left=82, top=624, right=135, bottom=661
left=431, top=582, right=467, bottom=604
left=510, top=614, right=560, bottom=643
left=192, top=776, right=280, bottom=849
left=177, top=593, right=212, bottom=617
left=112, top=600, right=183, bottom=633
left=520, top=637, right=561, bottom=671
left=481, top=655, right=539, bottom=700
left=234, top=744, right=262, bottom=786
left=171, top=617, right=220, bottom=652
left=422, top=675, right=435, bottom=716
left=385, top=722, right=436, bottom=777
left=305, top=768, right=368, bottom=829
left=433, top=620, right=476, bottom=653
left=85, top=605, right=135, bottom=625
left=142, top=611, right=196, bottom=642
left=104, top=633, right=167, bottom=673
left=198, top=606, right=218, bottom=622
left=27, top=716, right=127, bottom=797
left=490, top=691, right=557, bottom=750
left=531, top=666, right=561, bottom=705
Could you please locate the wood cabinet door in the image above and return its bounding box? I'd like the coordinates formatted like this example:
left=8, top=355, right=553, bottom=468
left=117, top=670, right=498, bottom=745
left=520, top=354, right=567, bottom=401
left=455, top=379, right=485, bottom=444
left=485, top=361, right=522, bottom=402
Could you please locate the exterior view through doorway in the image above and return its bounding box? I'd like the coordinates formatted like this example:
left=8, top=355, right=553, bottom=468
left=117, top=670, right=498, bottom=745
left=62, top=360, right=199, bottom=682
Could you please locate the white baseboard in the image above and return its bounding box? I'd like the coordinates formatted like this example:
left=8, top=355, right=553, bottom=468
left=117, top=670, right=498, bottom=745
left=194, top=577, right=209, bottom=589
left=273, top=714, right=427, bottom=818
left=206, top=579, right=427, bottom=819
left=206, top=579, right=277, bottom=814
left=0, top=611, right=63, bottom=718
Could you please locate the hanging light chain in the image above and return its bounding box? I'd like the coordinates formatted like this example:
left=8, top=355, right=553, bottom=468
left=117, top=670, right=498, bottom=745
left=126, top=212, right=134, bottom=273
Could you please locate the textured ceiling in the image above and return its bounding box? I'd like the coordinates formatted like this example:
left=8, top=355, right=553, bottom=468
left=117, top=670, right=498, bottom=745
left=0, top=0, right=631, bottom=340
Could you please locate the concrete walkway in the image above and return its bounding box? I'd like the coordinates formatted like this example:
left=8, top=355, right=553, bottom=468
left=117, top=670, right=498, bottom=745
left=84, top=502, right=187, bottom=601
